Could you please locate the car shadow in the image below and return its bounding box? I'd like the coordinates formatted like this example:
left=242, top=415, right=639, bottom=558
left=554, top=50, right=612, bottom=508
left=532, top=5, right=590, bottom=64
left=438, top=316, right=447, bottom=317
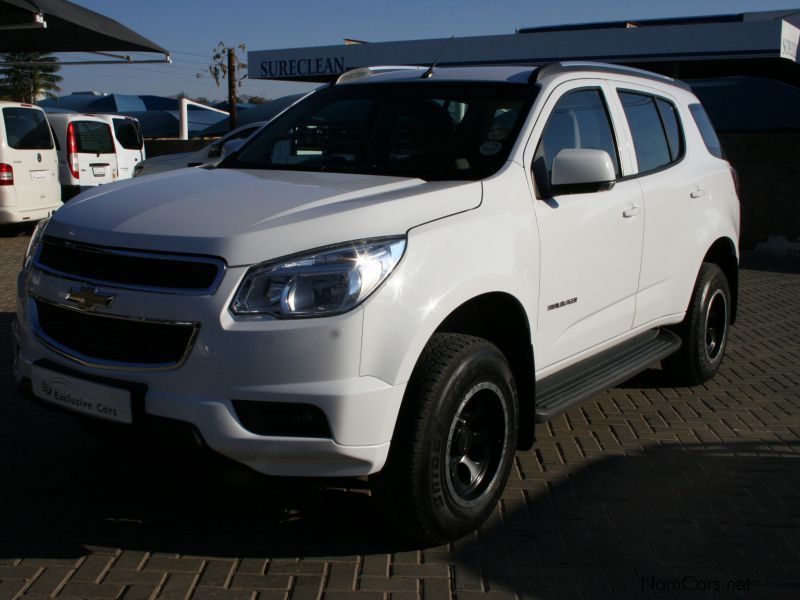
left=0, top=223, right=34, bottom=238
left=478, top=439, right=800, bottom=598
left=0, top=311, right=418, bottom=558
left=740, top=251, right=800, bottom=275
left=2, top=310, right=799, bottom=597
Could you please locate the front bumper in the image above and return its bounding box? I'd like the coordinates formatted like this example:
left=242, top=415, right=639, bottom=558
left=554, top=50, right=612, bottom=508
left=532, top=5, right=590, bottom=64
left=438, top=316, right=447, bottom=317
left=14, top=267, right=405, bottom=477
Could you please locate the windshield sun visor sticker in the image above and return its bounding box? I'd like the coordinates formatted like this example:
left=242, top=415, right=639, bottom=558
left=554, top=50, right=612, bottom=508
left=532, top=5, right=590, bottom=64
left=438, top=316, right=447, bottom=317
left=479, top=141, right=503, bottom=156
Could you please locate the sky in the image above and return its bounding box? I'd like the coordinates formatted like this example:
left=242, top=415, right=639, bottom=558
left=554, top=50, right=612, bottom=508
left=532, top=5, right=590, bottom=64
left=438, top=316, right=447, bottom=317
left=54, top=0, right=800, bottom=101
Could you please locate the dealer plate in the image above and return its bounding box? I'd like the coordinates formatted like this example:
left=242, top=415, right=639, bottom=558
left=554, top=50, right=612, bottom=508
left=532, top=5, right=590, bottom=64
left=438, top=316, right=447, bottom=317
left=31, top=366, right=133, bottom=424
left=92, top=167, right=105, bottom=177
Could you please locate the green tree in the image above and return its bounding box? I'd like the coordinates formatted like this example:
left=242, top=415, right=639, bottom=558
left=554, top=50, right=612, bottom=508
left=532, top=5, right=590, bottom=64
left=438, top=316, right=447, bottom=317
left=0, top=53, right=63, bottom=103
left=195, top=42, right=247, bottom=89
left=196, top=42, right=247, bottom=129
left=176, top=92, right=213, bottom=106
left=247, top=95, right=270, bottom=105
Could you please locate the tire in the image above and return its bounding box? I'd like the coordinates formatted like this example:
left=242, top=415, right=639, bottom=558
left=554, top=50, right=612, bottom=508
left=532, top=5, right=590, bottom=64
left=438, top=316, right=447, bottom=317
left=373, top=333, right=518, bottom=544
left=662, top=262, right=731, bottom=386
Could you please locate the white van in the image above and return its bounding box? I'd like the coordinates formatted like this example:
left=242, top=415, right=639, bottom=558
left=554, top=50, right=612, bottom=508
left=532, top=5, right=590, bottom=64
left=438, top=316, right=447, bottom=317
left=0, top=102, right=61, bottom=224
left=99, top=115, right=145, bottom=180
left=47, top=113, right=118, bottom=200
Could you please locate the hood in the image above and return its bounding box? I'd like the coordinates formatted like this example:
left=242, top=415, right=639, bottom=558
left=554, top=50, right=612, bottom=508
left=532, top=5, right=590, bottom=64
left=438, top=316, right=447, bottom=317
left=137, top=152, right=195, bottom=175
left=47, top=167, right=482, bottom=266
left=142, top=152, right=193, bottom=165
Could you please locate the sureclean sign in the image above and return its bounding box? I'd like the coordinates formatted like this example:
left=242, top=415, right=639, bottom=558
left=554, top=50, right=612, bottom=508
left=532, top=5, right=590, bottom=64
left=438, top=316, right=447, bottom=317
left=260, top=56, right=345, bottom=78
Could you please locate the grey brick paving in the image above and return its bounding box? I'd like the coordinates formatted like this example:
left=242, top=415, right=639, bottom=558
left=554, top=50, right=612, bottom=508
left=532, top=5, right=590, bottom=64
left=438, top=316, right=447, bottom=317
left=0, top=229, right=799, bottom=599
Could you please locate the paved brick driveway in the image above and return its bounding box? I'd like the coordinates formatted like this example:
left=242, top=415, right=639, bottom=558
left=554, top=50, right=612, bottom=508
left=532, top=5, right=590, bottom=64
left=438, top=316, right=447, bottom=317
left=0, top=227, right=798, bottom=600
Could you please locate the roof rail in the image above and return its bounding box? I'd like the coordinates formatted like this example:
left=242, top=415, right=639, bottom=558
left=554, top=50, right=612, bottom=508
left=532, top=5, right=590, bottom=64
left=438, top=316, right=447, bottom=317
left=530, top=61, right=692, bottom=91
left=335, top=65, right=426, bottom=84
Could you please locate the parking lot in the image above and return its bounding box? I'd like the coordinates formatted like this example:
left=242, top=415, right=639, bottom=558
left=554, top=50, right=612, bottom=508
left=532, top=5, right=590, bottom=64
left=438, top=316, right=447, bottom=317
left=0, top=228, right=798, bottom=600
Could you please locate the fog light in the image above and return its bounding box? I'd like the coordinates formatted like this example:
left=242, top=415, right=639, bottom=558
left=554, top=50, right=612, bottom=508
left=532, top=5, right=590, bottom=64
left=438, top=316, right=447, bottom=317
left=232, top=400, right=332, bottom=438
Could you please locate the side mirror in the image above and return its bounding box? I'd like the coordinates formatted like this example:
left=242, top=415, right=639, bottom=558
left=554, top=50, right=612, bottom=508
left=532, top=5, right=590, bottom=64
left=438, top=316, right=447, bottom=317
left=206, top=143, right=222, bottom=159
left=221, top=139, right=245, bottom=157
left=549, top=148, right=616, bottom=195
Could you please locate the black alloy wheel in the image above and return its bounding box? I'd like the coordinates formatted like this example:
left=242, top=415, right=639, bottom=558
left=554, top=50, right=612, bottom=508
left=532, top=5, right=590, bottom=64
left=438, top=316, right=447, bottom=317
left=445, top=381, right=510, bottom=507
left=663, top=262, right=731, bottom=385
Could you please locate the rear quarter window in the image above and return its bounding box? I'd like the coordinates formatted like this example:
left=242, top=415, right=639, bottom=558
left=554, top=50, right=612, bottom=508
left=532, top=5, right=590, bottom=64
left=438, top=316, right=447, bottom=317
left=75, top=121, right=115, bottom=154
left=113, top=119, right=143, bottom=150
left=689, top=104, right=725, bottom=159
left=2, top=108, right=54, bottom=150
left=655, top=98, right=683, bottom=162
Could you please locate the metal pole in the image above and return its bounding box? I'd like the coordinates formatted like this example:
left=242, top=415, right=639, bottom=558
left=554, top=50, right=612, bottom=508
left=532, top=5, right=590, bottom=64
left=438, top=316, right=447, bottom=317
left=228, top=48, right=237, bottom=131
left=179, top=98, right=228, bottom=140
left=179, top=97, right=189, bottom=140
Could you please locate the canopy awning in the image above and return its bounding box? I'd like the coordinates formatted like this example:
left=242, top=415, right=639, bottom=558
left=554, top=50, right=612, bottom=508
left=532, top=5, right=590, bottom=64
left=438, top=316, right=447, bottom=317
left=0, top=0, right=170, bottom=64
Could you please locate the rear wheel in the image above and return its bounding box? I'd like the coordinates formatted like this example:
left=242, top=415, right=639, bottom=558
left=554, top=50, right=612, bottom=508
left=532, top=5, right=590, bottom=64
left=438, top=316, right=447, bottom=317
left=662, top=262, right=731, bottom=385
left=373, top=333, right=518, bottom=544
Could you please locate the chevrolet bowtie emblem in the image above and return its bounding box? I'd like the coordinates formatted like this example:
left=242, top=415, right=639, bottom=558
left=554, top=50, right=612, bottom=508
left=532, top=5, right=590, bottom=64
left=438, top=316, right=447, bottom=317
left=65, top=287, right=116, bottom=311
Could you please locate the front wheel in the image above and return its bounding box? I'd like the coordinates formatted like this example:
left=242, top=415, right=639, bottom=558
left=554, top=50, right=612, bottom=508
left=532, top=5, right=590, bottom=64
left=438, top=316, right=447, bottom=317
left=373, top=333, right=518, bottom=544
left=662, top=262, right=731, bottom=385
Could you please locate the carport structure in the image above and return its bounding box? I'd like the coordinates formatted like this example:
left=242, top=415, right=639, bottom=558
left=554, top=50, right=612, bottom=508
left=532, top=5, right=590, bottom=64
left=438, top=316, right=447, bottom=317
left=0, top=0, right=170, bottom=64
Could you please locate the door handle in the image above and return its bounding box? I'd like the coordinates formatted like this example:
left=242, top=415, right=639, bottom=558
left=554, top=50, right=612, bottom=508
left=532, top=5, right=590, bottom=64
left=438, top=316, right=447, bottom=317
left=690, top=187, right=706, bottom=198
left=622, top=206, right=641, bottom=218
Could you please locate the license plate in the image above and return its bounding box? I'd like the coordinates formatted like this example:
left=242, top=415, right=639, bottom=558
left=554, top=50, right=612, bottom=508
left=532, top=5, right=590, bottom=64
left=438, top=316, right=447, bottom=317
left=92, top=167, right=106, bottom=177
left=30, top=171, right=49, bottom=182
left=31, top=366, right=133, bottom=424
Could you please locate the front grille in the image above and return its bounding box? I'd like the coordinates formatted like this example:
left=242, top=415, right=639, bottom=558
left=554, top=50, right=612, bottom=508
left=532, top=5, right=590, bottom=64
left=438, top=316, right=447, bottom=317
left=34, top=299, right=197, bottom=367
left=36, top=237, right=223, bottom=293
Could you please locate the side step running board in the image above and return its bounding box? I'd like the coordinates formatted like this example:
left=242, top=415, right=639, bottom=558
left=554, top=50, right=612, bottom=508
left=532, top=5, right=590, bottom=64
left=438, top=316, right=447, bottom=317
left=534, top=329, right=681, bottom=422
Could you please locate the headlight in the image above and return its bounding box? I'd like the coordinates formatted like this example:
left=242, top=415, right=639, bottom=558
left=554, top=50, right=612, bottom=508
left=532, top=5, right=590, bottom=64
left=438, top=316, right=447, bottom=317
left=23, top=217, right=49, bottom=269
left=230, top=237, right=406, bottom=317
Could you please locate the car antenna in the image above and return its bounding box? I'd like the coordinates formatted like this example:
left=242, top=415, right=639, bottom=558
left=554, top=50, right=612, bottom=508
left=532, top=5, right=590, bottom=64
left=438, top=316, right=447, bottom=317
left=421, top=36, right=454, bottom=79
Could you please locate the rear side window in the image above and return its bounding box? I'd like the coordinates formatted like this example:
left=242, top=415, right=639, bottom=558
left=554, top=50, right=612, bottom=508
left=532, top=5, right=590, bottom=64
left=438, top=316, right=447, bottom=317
left=112, top=119, right=143, bottom=150
left=619, top=92, right=683, bottom=173
left=533, top=88, right=621, bottom=188
left=75, top=121, right=115, bottom=154
left=656, top=99, right=682, bottom=161
left=689, top=104, right=725, bottom=159
left=2, top=108, right=53, bottom=150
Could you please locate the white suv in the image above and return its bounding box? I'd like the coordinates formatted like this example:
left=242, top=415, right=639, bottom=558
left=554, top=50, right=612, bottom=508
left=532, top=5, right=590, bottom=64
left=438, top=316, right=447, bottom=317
left=14, top=62, right=740, bottom=543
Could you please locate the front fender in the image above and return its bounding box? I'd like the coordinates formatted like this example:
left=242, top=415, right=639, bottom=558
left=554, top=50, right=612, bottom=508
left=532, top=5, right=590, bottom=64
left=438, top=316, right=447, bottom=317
left=360, top=172, right=539, bottom=386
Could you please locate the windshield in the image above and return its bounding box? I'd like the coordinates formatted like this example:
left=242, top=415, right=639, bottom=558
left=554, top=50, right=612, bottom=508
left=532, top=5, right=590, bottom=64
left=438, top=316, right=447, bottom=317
left=224, top=82, right=536, bottom=181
